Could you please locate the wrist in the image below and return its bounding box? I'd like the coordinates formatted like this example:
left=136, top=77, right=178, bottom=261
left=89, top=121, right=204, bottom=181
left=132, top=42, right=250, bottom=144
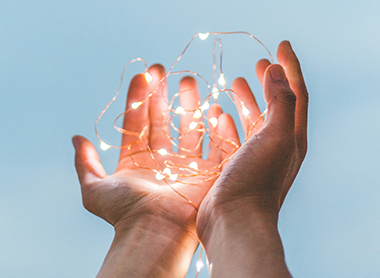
left=98, top=214, right=198, bottom=278
left=199, top=209, right=290, bottom=278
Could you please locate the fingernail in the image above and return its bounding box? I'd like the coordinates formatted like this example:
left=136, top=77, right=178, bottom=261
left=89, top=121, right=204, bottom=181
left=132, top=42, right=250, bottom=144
left=284, top=40, right=292, bottom=50
left=270, top=65, right=287, bottom=82
left=72, top=136, right=80, bottom=150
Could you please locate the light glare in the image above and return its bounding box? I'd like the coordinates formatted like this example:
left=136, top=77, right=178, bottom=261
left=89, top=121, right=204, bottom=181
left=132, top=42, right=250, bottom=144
left=218, top=74, right=225, bottom=86
left=200, top=101, right=210, bottom=111
left=145, top=72, right=153, bottom=83
left=175, top=106, right=186, bottom=115
left=209, top=117, right=218, bottom=128
left=212, top=87, right=219, bottom=100
left=193, top=109, right=202, bottom=119
left=156, top=172, right=164, bottom=180
left=131, top=101, right=142, bottom=109
left=196, top=260, right=204, bottom=272
left=157, top=148, right=168, bottom=155
left=163, top=168, right=171, bottom=175
left=100, top=141, right=110, bottom=151
left=189, top=122, right=198, bottom=130
left=199, top=32, right=210, bottom=40
left=169, top=174, right=178, bottom=181
left=189, top=161, right=198, bottom=170
left=242, top=105, right=250, bottom=116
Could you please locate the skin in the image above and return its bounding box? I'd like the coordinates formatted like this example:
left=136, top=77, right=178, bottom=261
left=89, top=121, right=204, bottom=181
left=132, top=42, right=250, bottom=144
left=72, top=64, right=239, bottom=277
left=72, top=40, right=308, bottom=277
left=196, top=41, right=308, bottom=277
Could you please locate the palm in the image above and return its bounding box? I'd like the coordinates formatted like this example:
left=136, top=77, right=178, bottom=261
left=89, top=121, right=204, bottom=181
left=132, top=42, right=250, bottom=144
left=74, top=64, right=238, bottom=238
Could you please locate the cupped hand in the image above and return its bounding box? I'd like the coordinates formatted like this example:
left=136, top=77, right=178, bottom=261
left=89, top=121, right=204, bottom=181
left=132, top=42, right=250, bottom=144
left=72, top=65, right=239, bottom=262
left=197, top=41, right=308, bottom=244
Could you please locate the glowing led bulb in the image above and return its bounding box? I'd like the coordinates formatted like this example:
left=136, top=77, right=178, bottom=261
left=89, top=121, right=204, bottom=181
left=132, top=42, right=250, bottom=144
left=209, top=117, right=218, bottom=128
left=169, top=174, right=178, bottom=181
left=198, top=32, right=210, bottom=40
left=218, top=74, right=225, bottom=86
left=189, top=161, right=198, bottom=170
left=200, top=101, right=210, bottom=111
left=196, top=260, right=204, bottom=272
left=212, top=87, right=219, bottom=100
left=242, top=105, right=250, bottom=116
left=163, top=168, right=171, bottom=175
left=175, top=106, right=186, bottom=115
left=189, top=121, right=198, bottom=130
left=100, top=141, right=110, bottom=151
left=145, top=72, right=153, bottom=83
left=156, top=172, right=164, bottom=180
left=193, top=109, right=202, bottom=119
left=157, top=148, right=168, bottom=156
left=131, top=101, right=142, bottom=109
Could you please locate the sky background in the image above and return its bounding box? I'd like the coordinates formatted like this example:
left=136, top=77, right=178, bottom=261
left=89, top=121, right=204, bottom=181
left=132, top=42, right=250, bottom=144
left=1, top=0, right=380, bottom=277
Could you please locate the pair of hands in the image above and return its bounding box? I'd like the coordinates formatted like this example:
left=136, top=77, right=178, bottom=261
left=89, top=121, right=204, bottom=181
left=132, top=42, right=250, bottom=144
left=72, top=41, right=308, bottom=277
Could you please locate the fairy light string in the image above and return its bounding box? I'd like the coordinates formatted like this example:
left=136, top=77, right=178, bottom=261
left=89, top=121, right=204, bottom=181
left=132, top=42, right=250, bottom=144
left=95, top=31, right=272, bottom=209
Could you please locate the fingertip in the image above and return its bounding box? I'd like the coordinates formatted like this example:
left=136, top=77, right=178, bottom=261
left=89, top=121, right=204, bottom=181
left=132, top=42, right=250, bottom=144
left=231, top=77, right=248, bottom=91
left=180, top=75, right=197, bottom=87
left=267, top=64, right=288, bottom=83
left=277, top=40, right=299, bottom=66
left=72, top=135, right=81, bottom=150
left=255, top=59, right=271, bottom=85
left=130, top=73, right=149, bottom=89
left=217, top=113, right=238, bottom=137
left=148, top=63, right=166, bottom=78
left=208, top=103, right=223, bottom=116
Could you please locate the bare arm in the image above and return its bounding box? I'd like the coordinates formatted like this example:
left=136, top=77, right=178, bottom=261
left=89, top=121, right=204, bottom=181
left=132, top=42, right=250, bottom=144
left=197, top=41, right=308, bottom=277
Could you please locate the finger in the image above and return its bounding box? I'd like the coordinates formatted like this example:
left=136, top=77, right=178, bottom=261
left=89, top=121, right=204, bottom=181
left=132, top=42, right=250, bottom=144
left=119, top=73, right=150, bottom=160
left=207, top=103, right=223, bottom=162
left=263, top=64, right=296, bottom=135
left=72, top=135, right=107, bottom=187
left=255, top=59, right=271, bottom=86
left=232, top=77, right=264, bottom=137
left=179, top=76, right=202, bottom=155
left=216, top=113, right=240, bottom=169
left=148, top=64, right=172, bottom=151
left=277, top=41, right=308, bottom=154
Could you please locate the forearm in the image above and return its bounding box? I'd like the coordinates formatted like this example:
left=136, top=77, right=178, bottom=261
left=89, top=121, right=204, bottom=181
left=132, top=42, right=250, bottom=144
left=97, top=215, right=198, bottom=278
left=201, top=211, right=291, bottom=278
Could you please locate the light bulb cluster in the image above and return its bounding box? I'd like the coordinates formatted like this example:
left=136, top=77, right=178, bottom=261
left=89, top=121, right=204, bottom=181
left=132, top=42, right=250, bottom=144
left=95, top=31, right=272, bottom=208
left=94, top=31, right=273, bottom=277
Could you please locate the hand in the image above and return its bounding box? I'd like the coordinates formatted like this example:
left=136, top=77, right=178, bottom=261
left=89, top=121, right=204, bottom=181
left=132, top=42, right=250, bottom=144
left=72, top=64, right=239, bottom=277
left=196, top=41, right=308, bottom=277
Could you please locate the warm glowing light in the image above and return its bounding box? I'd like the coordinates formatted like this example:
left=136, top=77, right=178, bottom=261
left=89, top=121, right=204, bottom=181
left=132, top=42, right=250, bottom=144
left=218, top=74, right=225, bottom=86
left=175, top=106, right=186, bottom=115
left=212, top=87, right=219, bottom=100
left=95, top=31, right=272, bottom=219
left=200, top=101, right=210, bottom=111
left=163, top=168, right=171, bottom=175
left=170, top=174, right=178, bottom=181
left=189, top=122, right=198, bottom=130
left=196, top=260, right=204, bottom=272
left=242, top=105, right=250, bottom=116
left=209, top=117, right=218, bottom=128
left=156, top=172, right=164, bottom=181
left=131, top=101, right=142, bottom=109
left=189, top=161, right=198, bottom=170
left=158, top=148, right=168, bottom=156
left=100, top=141, right=110, bottom=151
left=198, top=32, right=210, bottom=40
left=193, top=109, right=202, bottom=119
left=145, top=72, right=153, bottom=83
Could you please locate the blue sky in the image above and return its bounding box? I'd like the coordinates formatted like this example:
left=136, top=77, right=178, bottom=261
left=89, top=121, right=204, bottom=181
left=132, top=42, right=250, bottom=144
left=1, top=0, right=380, bottom=277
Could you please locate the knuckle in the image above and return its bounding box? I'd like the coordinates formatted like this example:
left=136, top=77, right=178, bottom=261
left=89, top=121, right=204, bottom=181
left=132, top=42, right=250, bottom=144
left=275, top=89, right=297, bottom=106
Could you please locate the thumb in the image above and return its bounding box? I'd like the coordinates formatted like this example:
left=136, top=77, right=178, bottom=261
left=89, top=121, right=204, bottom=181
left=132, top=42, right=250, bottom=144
left=263, top=64, right=296, bottom=133
left=72, top=135, right=107, bottom=186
